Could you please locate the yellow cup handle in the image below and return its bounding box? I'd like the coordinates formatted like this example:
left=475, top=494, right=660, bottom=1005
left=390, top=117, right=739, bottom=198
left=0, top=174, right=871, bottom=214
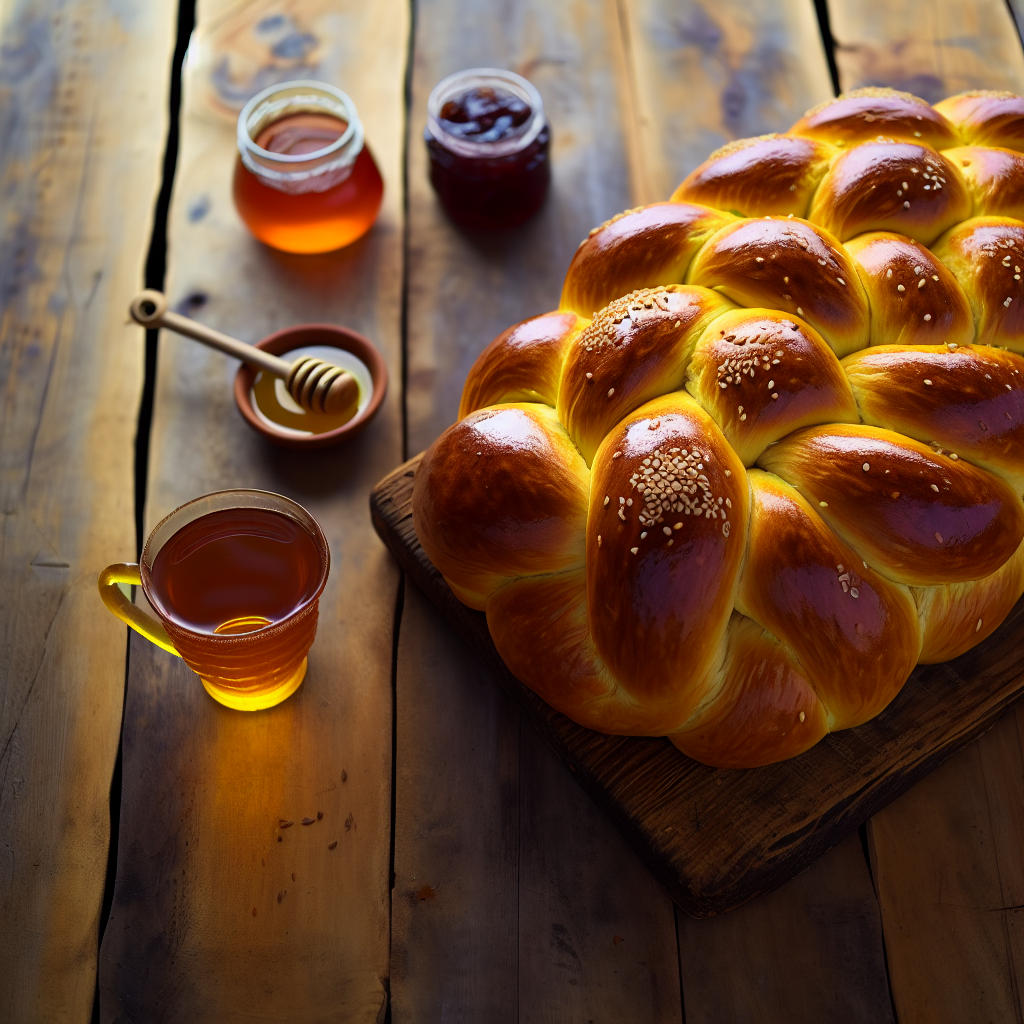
left=98, top=563, right=180, bottom=656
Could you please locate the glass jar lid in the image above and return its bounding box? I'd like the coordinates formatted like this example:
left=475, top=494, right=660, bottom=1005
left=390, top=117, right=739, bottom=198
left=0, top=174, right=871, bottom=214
left=426, top=68, right=546, bottom=159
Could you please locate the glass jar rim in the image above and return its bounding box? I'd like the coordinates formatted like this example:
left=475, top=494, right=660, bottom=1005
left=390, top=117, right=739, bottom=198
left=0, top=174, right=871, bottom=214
left=237, top=80, right=365, bottom=184
left=140, top=488, right=331, bottom=641
left=426, top=67, right=546, bottom=159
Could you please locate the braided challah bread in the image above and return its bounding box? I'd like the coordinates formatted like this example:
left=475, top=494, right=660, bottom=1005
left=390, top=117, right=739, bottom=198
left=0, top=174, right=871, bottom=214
left=413, top=88, right=1024, bottom=768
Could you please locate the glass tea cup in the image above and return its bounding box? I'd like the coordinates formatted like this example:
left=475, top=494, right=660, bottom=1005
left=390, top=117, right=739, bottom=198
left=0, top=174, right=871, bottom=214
left=98, top=489, right=330, bottom=711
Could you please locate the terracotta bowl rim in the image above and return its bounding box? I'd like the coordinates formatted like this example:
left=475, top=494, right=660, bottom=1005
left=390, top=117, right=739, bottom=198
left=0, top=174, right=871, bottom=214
left=234, top=323, right=388, bottom=449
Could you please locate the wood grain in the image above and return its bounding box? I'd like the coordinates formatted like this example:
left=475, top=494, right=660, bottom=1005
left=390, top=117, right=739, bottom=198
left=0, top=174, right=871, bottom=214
left=371, top=455, right=1024, bottom=918
left=823, top=4, right=1024, bottom=1018
left=677, top=834, right=893, bottom=1024
left=868, top=711, right=1023, bottom=1024
left=395, top=1, right=685, bottom=1019
left=96, top=1, right=407, bottom=1020
left=618, top=0, right=836, bottom=203
left=827, top=0, right=1024, bottom=101
left=0, top=2, right=177, bottom=1020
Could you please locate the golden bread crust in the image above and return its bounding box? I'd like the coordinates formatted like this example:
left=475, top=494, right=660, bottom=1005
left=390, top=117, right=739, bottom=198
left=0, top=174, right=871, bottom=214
left=844, top=231, right=975, bottom=347
left=933, top=91, right=1024, bottom=152
left=808, top=142, right=971, bottom=245
left=560, top=203, right=733, bottom=317
left=791, top=88, right=960, bottom=149
left=943, top=146, right=1024, bottom=220
left=670, top=614, right=829, bottom=768
left=687, top=216, right=870, bottom=357
left=757, top=423, right=1024, bottom=586
left=843, top=345, right=1024, bottom=495
left=586, top=394, right=747, bottom=729
left=738, top=471, right=921, bottom=728
left=931, top=217, right=1024, bottom=351
left=557, top=286, right=733, bottom=463
left=685, top=308, right=858, bottom=465
left=412, top=404, right=589, bottom=607
left=459, top=311, right=582, bottom=418
left=414, top=87, right=1024, bottom=768
left=671, top=134, right=836, bottom=218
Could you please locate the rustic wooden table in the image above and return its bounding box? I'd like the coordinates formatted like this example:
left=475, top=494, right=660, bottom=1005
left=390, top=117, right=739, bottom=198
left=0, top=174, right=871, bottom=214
left=1, top=1, right=1022, bottom=1021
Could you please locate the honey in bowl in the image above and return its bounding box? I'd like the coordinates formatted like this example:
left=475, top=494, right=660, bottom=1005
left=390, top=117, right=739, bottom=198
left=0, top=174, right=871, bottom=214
left=234, top=81, right=383, bottom=254
left=251, top=344, right=374, bottom=437
left=145, top=505, right=326, bottom=710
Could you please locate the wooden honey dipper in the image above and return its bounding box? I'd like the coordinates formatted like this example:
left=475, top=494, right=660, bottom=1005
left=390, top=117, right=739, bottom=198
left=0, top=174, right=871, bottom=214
left=129, top=290, right=360, bottom=419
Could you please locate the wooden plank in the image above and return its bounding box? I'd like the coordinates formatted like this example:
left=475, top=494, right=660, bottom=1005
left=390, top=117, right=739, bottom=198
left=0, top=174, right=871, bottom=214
left=96, top=1, right=407, bottom=1020
left=391, top=587, right=521, bottom=1022
left=0, top=1, right=177, bottom=1020
left=371, top=455, right=1024, bottom=917
left=618, top=0, right=836, bottom=204
left=827, top=0, right=1024, bottom=100
left=677, top=834, right=893, bottom=1024
left=823, top=3, right=1024, bottom=1017
left=396, top=0, right=683, bottom=1018
left=867, top=711, right=1023, bottom=1024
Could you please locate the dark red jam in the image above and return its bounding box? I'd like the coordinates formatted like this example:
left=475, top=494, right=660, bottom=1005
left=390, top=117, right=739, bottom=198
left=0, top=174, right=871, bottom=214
left=425, top=77, right=550, bottom=230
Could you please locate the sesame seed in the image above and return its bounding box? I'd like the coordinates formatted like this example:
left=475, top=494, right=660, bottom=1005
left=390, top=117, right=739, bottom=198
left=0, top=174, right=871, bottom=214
left=931, top=483, right=939, bottom=492
left=914, top=131, right=921, bottom=137
left=918, top=279, right=925, bottom=289
left=739, top=413, right=747, bottom=421
left=924, top=379, right=932, bottom=385
left=850, top=588, right=859, bottom=598
left=935, top=532, right=943, bottom=543
left=604, top=496, right=609, bottom=506
left=897, top=284, right=905, bottom=292
left=586, top=372, right=593, bottom=379
left=886, top=269, right=892, bottom=278
left=902, top=182, right=908, bottom=189
left=932, top=275, right=938, bottom=281
left=1005, top=297, right=1013, bottom=308
left=799, top=711, right=806, bottom=722
left=862, top=462, right=870, bottom=471
left=863, top=561, right=868, bottom=569
left=837, top=277, right=845, bottom=286
left=903, top=201, right=910, bottom=209
left=608, top=388, right=615, bottom=397
left=598, top=535, right=602, bottom=546
left=619, top=496, right=625, bottom=504
left=976, top=618, right=982, bottom=632
left=612, top=452, right=621, bottom=459
left=674, top=522, right=683, bottom=529
left=818, top=259, right=827, bottom=266
left=923, top=314, right=931, bottom=321
left=819, top=501, right=828, bottom=507
left=755, top=256, right=764, bottom=262
left=797, top=307, right=804, bottom=315
left=630, top=546, right=638, bottom=555
left=768, top=380, right=774, bottom=389
left=724, top=470, right=731, bottom=477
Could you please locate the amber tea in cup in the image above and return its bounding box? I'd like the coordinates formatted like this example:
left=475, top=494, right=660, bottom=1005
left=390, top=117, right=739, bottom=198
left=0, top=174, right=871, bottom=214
left=234, top=80, right=383, bottom=253
left=99, top=490, right=329, bottom=711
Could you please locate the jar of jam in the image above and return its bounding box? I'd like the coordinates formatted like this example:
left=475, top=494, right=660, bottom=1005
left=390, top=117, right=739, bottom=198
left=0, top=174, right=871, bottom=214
left=425, top=68, right=550, bottom=230
left=233, top=80, right=383, bottom=254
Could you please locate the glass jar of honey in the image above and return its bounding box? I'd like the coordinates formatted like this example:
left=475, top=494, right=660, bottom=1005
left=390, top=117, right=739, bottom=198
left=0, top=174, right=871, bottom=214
left=234, top=80, right=383, bottom=254
left=425, top=68, right=550, bottom=230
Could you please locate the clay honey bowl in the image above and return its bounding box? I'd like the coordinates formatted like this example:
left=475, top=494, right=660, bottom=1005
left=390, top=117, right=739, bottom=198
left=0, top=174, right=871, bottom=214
left=235, top=323, right=388, bottom=449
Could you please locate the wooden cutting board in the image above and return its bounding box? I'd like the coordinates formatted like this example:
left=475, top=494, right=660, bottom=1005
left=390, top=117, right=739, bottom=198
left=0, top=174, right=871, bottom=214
left=370, top=454, right=1024, bottom=918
